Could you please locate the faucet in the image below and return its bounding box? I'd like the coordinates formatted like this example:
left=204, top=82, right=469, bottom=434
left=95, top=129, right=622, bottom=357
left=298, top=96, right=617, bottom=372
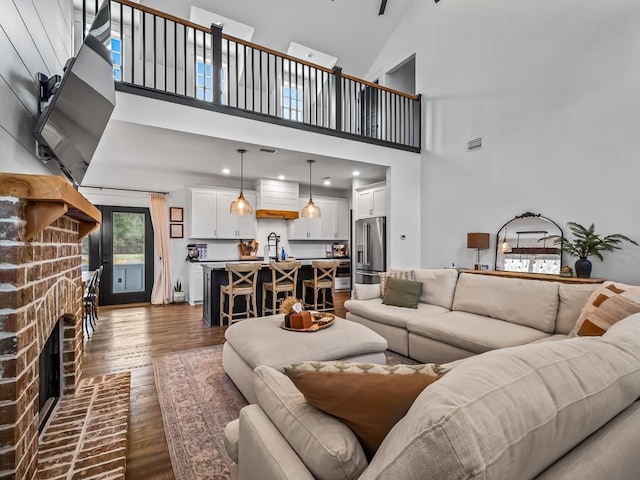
left=267, top=232, right=280, bottom=262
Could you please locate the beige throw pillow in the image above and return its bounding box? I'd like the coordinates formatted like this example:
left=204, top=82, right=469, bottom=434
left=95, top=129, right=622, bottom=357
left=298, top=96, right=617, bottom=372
left=379, top=269, right=415, bottom=297
left=284, top=361, right=443, bottom=459
left=571, top=281, right=640, bottom=337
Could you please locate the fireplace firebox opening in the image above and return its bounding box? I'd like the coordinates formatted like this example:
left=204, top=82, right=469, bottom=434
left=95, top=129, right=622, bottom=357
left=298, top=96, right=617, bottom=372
left=39, top=319, right=63, bottom=433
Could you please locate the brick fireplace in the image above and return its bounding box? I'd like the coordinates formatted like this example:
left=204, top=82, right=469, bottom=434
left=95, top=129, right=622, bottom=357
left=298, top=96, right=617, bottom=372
left=0, top=174, right=101, bottom=480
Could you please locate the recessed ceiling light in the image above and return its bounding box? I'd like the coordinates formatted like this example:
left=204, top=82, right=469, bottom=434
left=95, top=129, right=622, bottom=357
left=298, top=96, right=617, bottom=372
left=352, top=171, right=360, bottom=176
left=323, top=180, right=331, bottom=185
left=278, top=175, right=285, bottom=180
left=215, top=21, right=225, bottom=28
left=222, top=168, right=230, bottom=174
left=305, top=52, right=314, bottom=59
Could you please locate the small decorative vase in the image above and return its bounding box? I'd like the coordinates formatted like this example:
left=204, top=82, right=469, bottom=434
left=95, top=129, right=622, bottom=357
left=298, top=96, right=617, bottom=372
left=574, top=257, right=592, bottom=278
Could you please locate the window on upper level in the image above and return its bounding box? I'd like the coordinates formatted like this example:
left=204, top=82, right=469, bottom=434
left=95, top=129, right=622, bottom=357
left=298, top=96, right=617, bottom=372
left=282, top=84, right=303, bottom=121
left=111, top=36, right=122, bottom=81
left=196, top=60, right=227, bottom=103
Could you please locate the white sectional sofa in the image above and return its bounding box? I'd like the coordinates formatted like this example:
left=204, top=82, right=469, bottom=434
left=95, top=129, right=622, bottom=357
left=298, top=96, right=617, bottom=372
left=225, top=315, right=640, bottom=480
left=345, top=269, right=599, bottom=363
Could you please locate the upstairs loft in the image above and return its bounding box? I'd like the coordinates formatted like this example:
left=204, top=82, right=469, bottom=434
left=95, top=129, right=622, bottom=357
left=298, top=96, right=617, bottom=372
left=80, top=0, right=421, bottom=152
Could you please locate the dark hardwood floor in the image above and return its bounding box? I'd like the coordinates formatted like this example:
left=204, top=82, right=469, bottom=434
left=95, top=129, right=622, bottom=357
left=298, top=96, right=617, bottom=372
left=82, top=292, right=350, bottom=480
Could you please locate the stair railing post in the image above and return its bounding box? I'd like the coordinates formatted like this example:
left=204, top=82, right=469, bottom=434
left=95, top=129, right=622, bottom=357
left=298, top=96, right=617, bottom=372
left=211, top=23, right=223, bottom=105
left=413, top=93, right=422, bottom=149
left=333, top=66, right=343, bottom=132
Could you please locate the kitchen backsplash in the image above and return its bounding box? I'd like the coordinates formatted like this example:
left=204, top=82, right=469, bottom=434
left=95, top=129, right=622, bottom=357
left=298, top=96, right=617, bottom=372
left=193, top=218, right=347, bottom=260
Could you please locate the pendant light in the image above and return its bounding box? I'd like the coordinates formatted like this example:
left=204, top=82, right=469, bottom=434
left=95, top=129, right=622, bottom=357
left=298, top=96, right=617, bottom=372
left=301, top=159, right=321, bottom=218
left=230, top=149, right=252, bottom=215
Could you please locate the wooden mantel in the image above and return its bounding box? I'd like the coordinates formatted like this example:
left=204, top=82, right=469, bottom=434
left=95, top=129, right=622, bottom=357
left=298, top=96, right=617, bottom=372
left=0, top=173, right=101, bottom=241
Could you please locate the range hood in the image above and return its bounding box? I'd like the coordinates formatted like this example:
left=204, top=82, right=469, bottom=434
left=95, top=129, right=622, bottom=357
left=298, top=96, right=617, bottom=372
left=256, top=179, right=299, bottom=220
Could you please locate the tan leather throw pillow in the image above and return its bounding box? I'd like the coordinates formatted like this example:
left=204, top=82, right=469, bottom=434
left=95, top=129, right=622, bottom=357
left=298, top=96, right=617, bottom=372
left=283, top=361, right=444, bottom=459
left=571, top=281, right=640, bottom=337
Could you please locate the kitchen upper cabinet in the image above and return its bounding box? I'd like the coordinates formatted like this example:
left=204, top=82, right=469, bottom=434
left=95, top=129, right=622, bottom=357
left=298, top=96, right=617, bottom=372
left=290, top=199, right=322, bottom=240
left=321, top=199, right=350, bottom=240
left=236, top=192, right=257, bottom=238
left=189, top=189, right=217, bottom=238
left=356, top=184, right=386, bottom=219
left=189, top=188, right=256, bottom=239
left=292, top=197, right=349, bottom=240
left=215, top=191, right=257, bottom=239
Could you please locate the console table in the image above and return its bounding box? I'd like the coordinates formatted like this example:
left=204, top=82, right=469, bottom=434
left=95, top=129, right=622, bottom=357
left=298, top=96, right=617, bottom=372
left=459, top=269, right=604, bottom=284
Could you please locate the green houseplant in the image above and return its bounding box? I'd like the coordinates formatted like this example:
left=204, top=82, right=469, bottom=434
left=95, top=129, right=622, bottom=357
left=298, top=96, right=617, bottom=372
left=541, top=222, right=638, bottom=278
left=173, top=280, right=186, bottom=303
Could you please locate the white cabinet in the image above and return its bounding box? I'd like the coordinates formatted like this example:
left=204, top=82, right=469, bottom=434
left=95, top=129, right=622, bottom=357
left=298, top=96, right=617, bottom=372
left=291, top=199, right=323, bottom=239
left=189, top=189, right=217, bottom=238
left=292, top=197, right=349, bottom=240
left=321, top=199, right=350, bottom=240
left=215, top=191, right=257, bottom=239
left=189, top=188, right=256, bottom=239
left=356, top=184, right=386, bottom=219
left=188, top=263, right=204, bottom=305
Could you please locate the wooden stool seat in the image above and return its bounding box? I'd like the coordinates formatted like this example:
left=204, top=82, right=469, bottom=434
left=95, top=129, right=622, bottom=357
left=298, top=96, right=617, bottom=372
left=303, top=260, right=340, bottom=313
left=262, top=261, right=301, bottom=316
left=220, top=262, right=262, bottom=325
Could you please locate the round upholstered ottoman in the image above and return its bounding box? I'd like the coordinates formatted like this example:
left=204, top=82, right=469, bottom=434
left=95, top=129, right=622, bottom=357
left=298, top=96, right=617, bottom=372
left=223, top=314, right=388, bottom=403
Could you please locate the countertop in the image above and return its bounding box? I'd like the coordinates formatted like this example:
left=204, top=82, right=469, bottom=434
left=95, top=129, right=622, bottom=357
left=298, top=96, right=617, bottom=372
left=192, top=257, right=350, bottom=270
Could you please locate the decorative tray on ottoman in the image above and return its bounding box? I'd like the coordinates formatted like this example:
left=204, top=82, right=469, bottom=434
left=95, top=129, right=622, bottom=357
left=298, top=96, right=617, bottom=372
left=280, top=313, right=336, bottom=332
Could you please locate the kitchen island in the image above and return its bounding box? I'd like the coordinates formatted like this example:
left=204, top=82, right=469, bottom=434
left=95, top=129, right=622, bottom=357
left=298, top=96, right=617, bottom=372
left=200, top=259, right=350, bottom=326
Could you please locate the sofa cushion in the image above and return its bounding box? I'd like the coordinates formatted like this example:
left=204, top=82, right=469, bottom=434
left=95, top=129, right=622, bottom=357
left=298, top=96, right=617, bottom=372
left=363, top=315, right=640, bottom=480
left=556, top=283, right=599, bottom=334
left=223, top=419, right=239, bottom=463
left=352, top=283, right=381, bottom=300
left=571, top=281, right=640, bottom=337
left=284, top=361, right=443, bottom=460
left=379, top=268, right=414, bottom=296
left=345, top=298, right=449, bottom=329
left=413, top=268, right=459, bottom=309
left=254, top=365, right=368, bottom=480
left=406, top=311, right=549, bottom=354
left=382, top=277, right=423, bottom=309
left=452, top=273, right=559, bottom=333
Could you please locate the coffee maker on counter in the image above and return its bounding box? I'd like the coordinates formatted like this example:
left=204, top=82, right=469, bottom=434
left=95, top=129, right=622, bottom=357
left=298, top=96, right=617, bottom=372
left=186, top=244, right=207, bottom=261
left=330, top=242, right=348, bottom=258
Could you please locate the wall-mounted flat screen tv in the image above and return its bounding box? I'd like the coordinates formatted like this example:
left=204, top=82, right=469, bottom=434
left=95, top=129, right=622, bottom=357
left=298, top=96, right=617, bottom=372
left=33, top=0, right=115, bottom=186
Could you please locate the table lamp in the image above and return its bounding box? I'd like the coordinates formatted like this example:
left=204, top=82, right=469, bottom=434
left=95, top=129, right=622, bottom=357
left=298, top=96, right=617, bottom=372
left=467, top=232, right=490, bottom=270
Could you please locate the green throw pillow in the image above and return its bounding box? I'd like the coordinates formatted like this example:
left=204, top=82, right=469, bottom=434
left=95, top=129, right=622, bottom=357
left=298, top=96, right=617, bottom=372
left=382, top=277, right=423, bottom=308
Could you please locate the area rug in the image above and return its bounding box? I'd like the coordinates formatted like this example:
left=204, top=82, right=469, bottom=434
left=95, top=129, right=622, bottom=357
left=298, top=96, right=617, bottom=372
left=153, top=345, right=247, bottom=480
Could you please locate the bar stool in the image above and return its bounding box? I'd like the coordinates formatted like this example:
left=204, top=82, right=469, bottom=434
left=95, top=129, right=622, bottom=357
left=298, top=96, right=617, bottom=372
left=302, top=260, right=340, bottom=313
left=220, top=262, right=262, bottom=325
left=262, top=261, right=301, bottom=316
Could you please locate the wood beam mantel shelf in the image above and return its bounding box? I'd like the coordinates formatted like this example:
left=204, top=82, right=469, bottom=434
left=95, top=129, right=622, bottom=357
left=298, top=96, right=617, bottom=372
left=0, top=173, right=101, bottom=241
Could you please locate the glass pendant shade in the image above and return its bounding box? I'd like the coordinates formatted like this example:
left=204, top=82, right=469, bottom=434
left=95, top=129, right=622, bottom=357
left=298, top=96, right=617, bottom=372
left=230, top=149, right=252, bottom=215
left=301, top=159, right=321, bottom=219
left=230, top=192, right=252, bottom=215
left=301, top=199, right=320, bottom=218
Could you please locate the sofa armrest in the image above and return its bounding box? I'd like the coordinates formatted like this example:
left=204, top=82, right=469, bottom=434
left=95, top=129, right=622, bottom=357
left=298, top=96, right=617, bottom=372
left=237, top=405, right=315, bottom=480
left=352, top=283, right=381, bottom=300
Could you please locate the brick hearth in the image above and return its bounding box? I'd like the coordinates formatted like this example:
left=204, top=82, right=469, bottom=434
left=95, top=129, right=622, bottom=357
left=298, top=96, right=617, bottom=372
left=0, top=194, right=86, bottom=480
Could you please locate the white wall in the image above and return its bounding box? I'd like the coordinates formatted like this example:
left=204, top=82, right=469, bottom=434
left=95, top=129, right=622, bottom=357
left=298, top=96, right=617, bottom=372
left=111, top=92, right=422, bottom=269
left=367, top=0, right=640, bottom=283
left=0, top=0, right=73, bottom=175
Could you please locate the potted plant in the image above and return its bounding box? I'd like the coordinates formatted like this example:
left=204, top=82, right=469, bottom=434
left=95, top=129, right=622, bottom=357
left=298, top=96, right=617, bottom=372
left=541, top=222, right=638, bottom=278
left=173, top=280, right=186, bottom=303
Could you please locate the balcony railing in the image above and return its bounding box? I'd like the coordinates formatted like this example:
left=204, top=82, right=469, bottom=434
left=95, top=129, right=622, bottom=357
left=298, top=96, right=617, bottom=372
left=83, top=0, right=421, bottom=151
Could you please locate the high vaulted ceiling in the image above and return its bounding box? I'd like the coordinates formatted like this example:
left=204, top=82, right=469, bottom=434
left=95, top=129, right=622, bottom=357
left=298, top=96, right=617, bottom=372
left=141, top=0, right=417, bottom=77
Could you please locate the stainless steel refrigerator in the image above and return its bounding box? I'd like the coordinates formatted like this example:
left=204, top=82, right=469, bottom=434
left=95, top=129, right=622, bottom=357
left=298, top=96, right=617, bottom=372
left=355, top=216, right=386, bottom=284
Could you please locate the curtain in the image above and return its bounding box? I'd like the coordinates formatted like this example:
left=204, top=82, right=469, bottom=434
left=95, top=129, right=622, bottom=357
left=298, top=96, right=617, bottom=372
left=149, top=193, right=173, bottom=304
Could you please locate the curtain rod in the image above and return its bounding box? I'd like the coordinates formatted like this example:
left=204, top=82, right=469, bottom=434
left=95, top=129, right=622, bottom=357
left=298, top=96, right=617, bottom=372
left=81, top=185, right=169, bottom=195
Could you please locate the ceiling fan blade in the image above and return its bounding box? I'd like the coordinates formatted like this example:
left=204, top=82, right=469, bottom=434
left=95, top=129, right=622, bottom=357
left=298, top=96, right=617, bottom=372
left=378, top=0, right=388, bottom=15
